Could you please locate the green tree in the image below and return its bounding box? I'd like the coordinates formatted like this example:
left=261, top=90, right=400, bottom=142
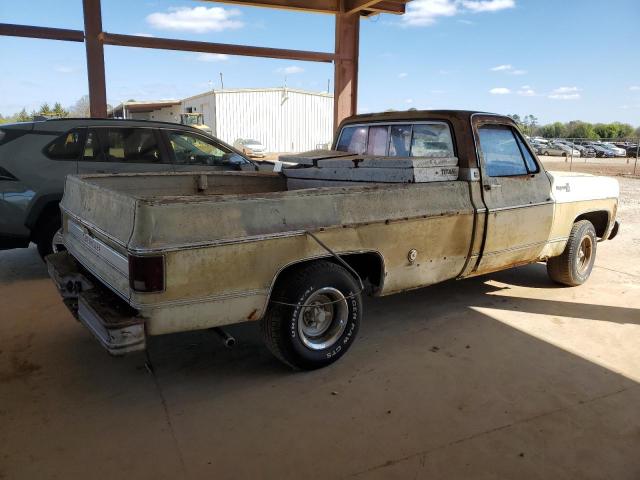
left=539, top=122, right=567, bottom=138
left=38, top=103, right=52, bottom=117
left=565, top=121, right=597, bottom=140
left=16, top=108, right=31, bottom=122
left=51, top=102, right=69, bottom=118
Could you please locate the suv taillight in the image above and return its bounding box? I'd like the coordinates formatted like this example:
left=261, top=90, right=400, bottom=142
left=129, top=255, right=165, bottom=292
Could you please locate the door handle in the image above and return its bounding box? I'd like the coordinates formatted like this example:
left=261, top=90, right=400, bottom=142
left=484, top=183, right=502, bottom=191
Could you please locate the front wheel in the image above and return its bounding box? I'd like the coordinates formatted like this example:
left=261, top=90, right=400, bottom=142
left=261, top=261, right=362, bottom=370
left=547, top=220, right=597, bottom=286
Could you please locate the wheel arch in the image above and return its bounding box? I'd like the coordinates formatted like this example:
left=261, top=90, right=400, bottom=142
left=25, top=193, right=63, bottom=235
left=266, top=250, right=386, bottom=304
left=574, top=210, right=610, bottom=239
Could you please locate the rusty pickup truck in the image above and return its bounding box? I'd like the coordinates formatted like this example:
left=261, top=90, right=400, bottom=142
left=46, top=111, right=620, bottom=370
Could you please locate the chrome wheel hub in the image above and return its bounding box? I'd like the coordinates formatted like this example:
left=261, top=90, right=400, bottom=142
left=576, top=235, right=592, bottom=274
left=298, top=287, right=348, bottom=351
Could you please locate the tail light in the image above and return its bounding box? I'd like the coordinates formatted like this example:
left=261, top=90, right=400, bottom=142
left=128, top=255, right=165, bottom=292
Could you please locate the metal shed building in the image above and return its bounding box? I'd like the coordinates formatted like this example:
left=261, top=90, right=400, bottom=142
left=182, top=87, right=334, bottom=153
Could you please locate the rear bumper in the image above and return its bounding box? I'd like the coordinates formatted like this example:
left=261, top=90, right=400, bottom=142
left=47, top=251, right=146, bottom=355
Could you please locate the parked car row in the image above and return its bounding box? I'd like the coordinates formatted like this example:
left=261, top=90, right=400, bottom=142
left=527, top=137, right=639, bottom=158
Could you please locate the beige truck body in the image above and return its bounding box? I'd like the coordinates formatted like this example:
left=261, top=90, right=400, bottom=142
left=58, top=167, right=617, bottom=336
left=47, top=111, right=619, bottom=364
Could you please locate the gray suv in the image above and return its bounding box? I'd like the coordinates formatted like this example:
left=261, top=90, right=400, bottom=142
left=0, top=118, right=257, bottom=258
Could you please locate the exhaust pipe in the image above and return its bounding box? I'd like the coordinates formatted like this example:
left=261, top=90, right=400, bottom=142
left=212, top=327, right=236, bottom=348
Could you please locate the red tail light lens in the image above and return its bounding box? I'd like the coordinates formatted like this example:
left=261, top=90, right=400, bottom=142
left=129, top=255, right=165, bottom=292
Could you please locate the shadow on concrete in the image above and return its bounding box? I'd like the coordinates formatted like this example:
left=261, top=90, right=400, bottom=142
left=3, top=258, right=639, bottom=479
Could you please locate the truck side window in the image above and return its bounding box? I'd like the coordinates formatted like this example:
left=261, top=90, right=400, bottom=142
left=389, top=125, right=411, bottom=156
left=410, top=124, right=454, bottom=157
left=367, top=125, right=388, bottom=155
left=478, top=126, right=529, bottom=177
left=336, top=126, right=367, bottom=154
left=44, top=128, right=85, bottom=160
left=515, top=134, right=539, bottom=173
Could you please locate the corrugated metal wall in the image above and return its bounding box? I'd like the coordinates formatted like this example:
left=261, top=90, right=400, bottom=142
left=182, top=88, right=333, bottom=152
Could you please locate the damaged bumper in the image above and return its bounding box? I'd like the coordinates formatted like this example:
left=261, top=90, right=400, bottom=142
left=46, top=251, right=146, bottom=355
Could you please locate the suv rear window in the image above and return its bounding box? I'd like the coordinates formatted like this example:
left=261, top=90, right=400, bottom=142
left=44, top=128, right=85, bottom=160
left=336, top=122, right=454, bottom=157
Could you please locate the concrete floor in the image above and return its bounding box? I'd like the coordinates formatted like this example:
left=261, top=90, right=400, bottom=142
left=1, top=178, right=639, bottom=480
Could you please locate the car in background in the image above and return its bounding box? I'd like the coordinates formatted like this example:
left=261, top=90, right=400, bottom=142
left=233, top=138, right=267, bottom=158
left=587, top=143, right=616, bottom=158
left=539, top=142, right=580, bottom=157
left=601, top=142, right=626, bottom=157
left=0, top=118, right=257, bottom=258
left=624, top=144, right=639, bottom=157
left=556, top=140, right=596, bottom=158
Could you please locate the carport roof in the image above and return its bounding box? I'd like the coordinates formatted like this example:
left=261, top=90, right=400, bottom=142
left=207, top=0, right=410, bottom=16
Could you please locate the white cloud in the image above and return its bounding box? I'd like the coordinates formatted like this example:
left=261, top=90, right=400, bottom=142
left=146, top=6, right=243, bottom=33
left=489, top=87, right=511, bottom=95
left=276, top=66, right=304, bottom=75
left=517, top=85, right=536, bottom=96
left=461, top=0, right=515, bottom=12
left=133, top=32, right=155, bottom=37
left=630, top=85, right=640, bottom=91
left=458, top=19, right=474, bottom=24
left=403, top=0, right=515, bottom=26
left=398, top=72, right=409, bottom=79
left=403, top=0, right=458, bottom=26
left=54, top=66, right=75, bottom=74
left=548, top=86, right=581, bottom=100
left=195, top=53, right=229, bottom=62
left=491, top=64, right=526, bottom=75
left=405, top=98, right=414, bottom=104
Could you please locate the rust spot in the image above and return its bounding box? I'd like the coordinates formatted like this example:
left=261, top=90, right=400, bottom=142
left=247, top=309, right=259, bottom=321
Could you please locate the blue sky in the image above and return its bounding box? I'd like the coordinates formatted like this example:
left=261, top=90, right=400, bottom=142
left=1, top=0, right=638, bottom=125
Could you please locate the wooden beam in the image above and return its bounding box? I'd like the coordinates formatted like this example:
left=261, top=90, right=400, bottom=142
left=0, top=23, right=84, bottom=42
left=359, top=1, right=407, bottom=15
left=82, top=0, right=108, bottom=118
left=333, top=13, right=359, bottom=130
left=204, top=0, right=341, bottom=14
left=206, top=0, right=406, bottom=15
left=101, top=32, right=335, bottom=63
left=345, top=0, right=382, bottom=15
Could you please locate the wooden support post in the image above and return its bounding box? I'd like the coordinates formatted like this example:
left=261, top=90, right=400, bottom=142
left=333, top=12, right=359, bottom=131
left=83, top=0, right=107, bottom=118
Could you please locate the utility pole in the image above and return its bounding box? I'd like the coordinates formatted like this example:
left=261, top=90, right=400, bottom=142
left=219, top=72, right=224, bottom=90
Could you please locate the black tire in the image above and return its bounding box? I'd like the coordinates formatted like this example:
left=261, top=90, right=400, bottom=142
left=261, top=260, right=362, bottom=370
left=34, top=214, right=61, bottom=260
left=547, top=220, right=597, bottom=286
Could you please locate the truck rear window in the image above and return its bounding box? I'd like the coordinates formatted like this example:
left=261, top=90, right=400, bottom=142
left=336, top=122, right=454, bottom=157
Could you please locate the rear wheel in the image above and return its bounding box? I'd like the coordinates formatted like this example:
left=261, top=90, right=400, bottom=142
left=261, top=261, right=362, bottom=370
left=547, top=220, right=597, bottom=286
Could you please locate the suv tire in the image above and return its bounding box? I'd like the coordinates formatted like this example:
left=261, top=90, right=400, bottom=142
left=35, top=214, right=61, bottom=260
